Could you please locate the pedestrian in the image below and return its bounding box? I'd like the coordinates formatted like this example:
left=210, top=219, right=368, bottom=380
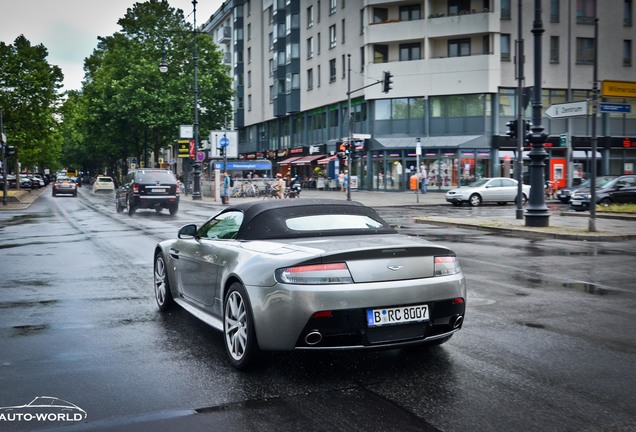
left=273, top=173, right=285, bottom=199
left=420, top=165, right=427, bottom=193
left=338, top=171, right=345, bottom=191
left=222, top=172, right=231, bottom=203
left=343, top=170, right=349, bottom=192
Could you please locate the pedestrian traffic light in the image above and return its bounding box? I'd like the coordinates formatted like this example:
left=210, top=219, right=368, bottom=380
left=505, top=120, right=518, bottom=140
left=5, top=145, right=15, bottom=156
left=382, top=71, right=393, bottom=93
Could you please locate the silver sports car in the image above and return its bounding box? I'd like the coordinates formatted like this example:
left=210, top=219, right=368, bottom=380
left=153, top=199, right=466, bottom=369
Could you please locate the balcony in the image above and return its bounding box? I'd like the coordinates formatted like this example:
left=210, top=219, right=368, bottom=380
left=427, top=10, right=498, bottom=38
left=217, top=26, right=231, bottom=44
left=367, top=19, right=424, bottom=44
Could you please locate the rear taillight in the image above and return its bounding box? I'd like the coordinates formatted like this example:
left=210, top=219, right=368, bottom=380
left=276, top=263, right=353, bottom=285
left=175, top=182, right=180, bottom=195
left=133, top=183, right=139, bottom=194
left=434, top=256, right=461, bottom=276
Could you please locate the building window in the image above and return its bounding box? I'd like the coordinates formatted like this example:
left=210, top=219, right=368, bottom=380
left=360, top=46, right=365, bottom=72
left=576, top=37, right=595, bottom=64
left=449, top=38, right=471, bottom=57
left=307, top=68, right=313, bottom=90
left=374, top=44, right=388, bottom=63
left=268, top=33, right=273, bottom=51
left=330, top=0, right=337, bottom=15
left=400, top=4, right=421, bottom=21
left=550, top=0, right=560, bottom=22
left=317, top=32, right=321, bottom=54
left=248, top=94, right=252, bottom=111
left=483, top=35, right=491, bottom=54
left=342, top=54, right=346, bottom=78
left=329, top=59, right=336, bottom=82
left=317, top=64, right=321, bottom=87
left=248, top=70, right=252, bottom=87
left=501, top=34, right=511, bottom=61
left=448, top=0, right=471, bottom=16
left=625, top=40, right=633, bottom=66
left=247, top=47, right=251, bottom=64
left=399, top=43, right=421, bottom=61
left=626, top=0, right=633, bottom=26
left=501, top=0, right=511, bottom=20
left=341, top=19, right=345, bottom=43
left=269, top=59, right=274, bottom=76
left=317, top=0, right=321, bottom=22
left=550, top=36, right=560, bottom=63
left=329, top=25, right=337, bottom=48
left=307, top=37, right=314, bottom=58
left=373, top=8, right=388, bottom=23
left=307, top=5, right=314, bottom=27
left=247, top=23, right=251, bottom=40
left=576, top=0, right=596, bottom=24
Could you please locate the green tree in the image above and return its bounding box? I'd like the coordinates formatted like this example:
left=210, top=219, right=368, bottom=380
left=76, top=0, right=232, bottom=177
left=0, top=35, right=63, bottom=173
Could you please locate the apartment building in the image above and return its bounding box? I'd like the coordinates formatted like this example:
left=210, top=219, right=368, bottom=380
left=202, top=0, right=635, bottom=191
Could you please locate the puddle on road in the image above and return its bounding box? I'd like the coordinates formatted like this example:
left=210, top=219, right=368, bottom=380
left=562, top=282, right=610, bottom=295
left=0, top=299, right=58, bottom=309
left=12, top=324, right=49, bottom=336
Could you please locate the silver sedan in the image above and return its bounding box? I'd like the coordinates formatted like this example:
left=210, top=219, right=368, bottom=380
left=153, top=199, right=466, bottom=370
left=445, top=177, right=531, bottom=206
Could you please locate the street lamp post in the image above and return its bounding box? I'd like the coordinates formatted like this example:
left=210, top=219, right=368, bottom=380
left=159, top=0, right=202, bottom=200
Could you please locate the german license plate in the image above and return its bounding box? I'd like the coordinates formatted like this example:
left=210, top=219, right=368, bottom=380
left=570, top=200, right=581, bottom=206
left=366, top=304, right=429, bottom=327
left=152, top=188, right=166, bottom=193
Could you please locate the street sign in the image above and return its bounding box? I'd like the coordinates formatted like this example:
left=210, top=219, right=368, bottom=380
left=599, top=102, right=632, bottom=113
left=601, top=80, right=636, bottom=98
left=544, top=101, right=588, bottom=119
left=219, top=136, right=229, bottom=147
left=196, top=151, right=205, bottom=162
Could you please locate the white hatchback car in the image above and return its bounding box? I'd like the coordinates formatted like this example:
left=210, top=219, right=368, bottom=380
left=93, top=176, right=115, bottom=193
left=445, top=177, right=531, bottom=207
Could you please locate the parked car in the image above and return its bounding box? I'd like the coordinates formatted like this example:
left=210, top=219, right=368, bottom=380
left=445, top=177, right=530, bottom=207
left=153, top=199, right=466, bottom=370
left=556, top=176, right=617, bottom=204
left=52, top=176, right=78, bottom=197
left=569, top=175, right=636, bottom=211
left=92, top=176, right=115, bottom=193
left=116, top=169, right=179, bottom=216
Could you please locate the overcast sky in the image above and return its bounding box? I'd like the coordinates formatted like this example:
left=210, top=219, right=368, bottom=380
left=0, top=0, right=225, bottom=91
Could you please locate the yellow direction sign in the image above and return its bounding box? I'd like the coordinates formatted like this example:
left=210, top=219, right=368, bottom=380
left=177, top=139, right=190, bottom=158
left=602, top=80, right=636, bottom=98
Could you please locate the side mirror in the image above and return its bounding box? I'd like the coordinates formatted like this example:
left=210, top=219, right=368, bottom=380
left=178, top=224, right=198, bottom=239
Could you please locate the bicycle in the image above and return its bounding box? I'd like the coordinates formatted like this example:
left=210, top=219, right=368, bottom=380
left=545, top=180, right=558, bottom=200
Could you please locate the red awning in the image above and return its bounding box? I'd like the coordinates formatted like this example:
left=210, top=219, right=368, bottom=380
left=277, top=156, right=302, bottom=165
left=291, top=155, right=324, bottom=165
left=317, top=155, right=337, bottom=164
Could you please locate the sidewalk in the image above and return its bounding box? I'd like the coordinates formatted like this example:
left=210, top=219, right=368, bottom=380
left=192, top=188, right=636, bottom=242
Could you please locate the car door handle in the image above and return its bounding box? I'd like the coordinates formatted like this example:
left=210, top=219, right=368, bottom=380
left=169, top=248, right=180, bottom=259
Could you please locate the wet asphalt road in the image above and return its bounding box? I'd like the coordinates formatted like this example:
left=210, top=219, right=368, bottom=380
left=0, top=188, right=635, bottom=432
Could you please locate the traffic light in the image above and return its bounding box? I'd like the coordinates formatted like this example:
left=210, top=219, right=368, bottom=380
left=382, top=71, right=393, bottom=93
left=5, top=145, right=15, bottom=156
left=505, top=120, right=518, bottom=140
left=524, top=120, right=533, bottom=143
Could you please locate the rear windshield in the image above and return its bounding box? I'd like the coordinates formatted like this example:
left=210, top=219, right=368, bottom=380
left=135, top=171, right=176, bottom=183
left=97, top=177, right=113, bottom=182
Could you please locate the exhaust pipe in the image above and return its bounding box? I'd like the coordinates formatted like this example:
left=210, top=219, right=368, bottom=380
left=305, top=330, right=323, bottom=346
left=452, top=315, right=464, bottom=329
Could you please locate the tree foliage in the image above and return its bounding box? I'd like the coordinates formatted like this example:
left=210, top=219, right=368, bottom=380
left=0, top=35, right=63, bottom=172
left=64, top=0, right=233, bottom=177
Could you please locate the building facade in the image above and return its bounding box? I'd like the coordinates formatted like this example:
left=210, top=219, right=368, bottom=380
left=202, top=0, right=635, bottom=191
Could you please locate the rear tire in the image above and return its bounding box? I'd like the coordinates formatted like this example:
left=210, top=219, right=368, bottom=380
left=127, top=197, right=136, bottom=216
left=168, top=204, right=178, bottom=216
left=599, top=197, right=612, bottom=207
left=224, top=282, right=260, bottom=370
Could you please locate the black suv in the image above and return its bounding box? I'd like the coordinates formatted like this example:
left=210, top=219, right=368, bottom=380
left=116, top=169, right=180, bottom=216
left=569, top=175, right=636, bottom=211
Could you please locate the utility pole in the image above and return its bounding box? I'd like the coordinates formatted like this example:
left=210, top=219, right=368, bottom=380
left=515, top=0, right=525, bottom=220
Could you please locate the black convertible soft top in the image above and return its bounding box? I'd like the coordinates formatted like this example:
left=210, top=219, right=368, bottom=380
left=220, top=199, right=397, bottom=240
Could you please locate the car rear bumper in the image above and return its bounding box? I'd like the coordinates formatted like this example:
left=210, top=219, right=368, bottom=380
left=246, top=274, right=466, bottom=351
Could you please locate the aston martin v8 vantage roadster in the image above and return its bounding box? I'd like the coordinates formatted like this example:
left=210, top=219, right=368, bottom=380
left=153, top=199, right=466, bottom=369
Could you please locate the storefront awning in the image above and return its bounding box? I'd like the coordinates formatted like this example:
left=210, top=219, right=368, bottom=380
left=317, top=155, right=337, bottom=164
left=291, top=155, right=324, bottom=165
left=498, top=150, right=601, bottom=159
left=277, top=156, right=302, bottom=165
left=373, top=135, right=489, bottom=150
